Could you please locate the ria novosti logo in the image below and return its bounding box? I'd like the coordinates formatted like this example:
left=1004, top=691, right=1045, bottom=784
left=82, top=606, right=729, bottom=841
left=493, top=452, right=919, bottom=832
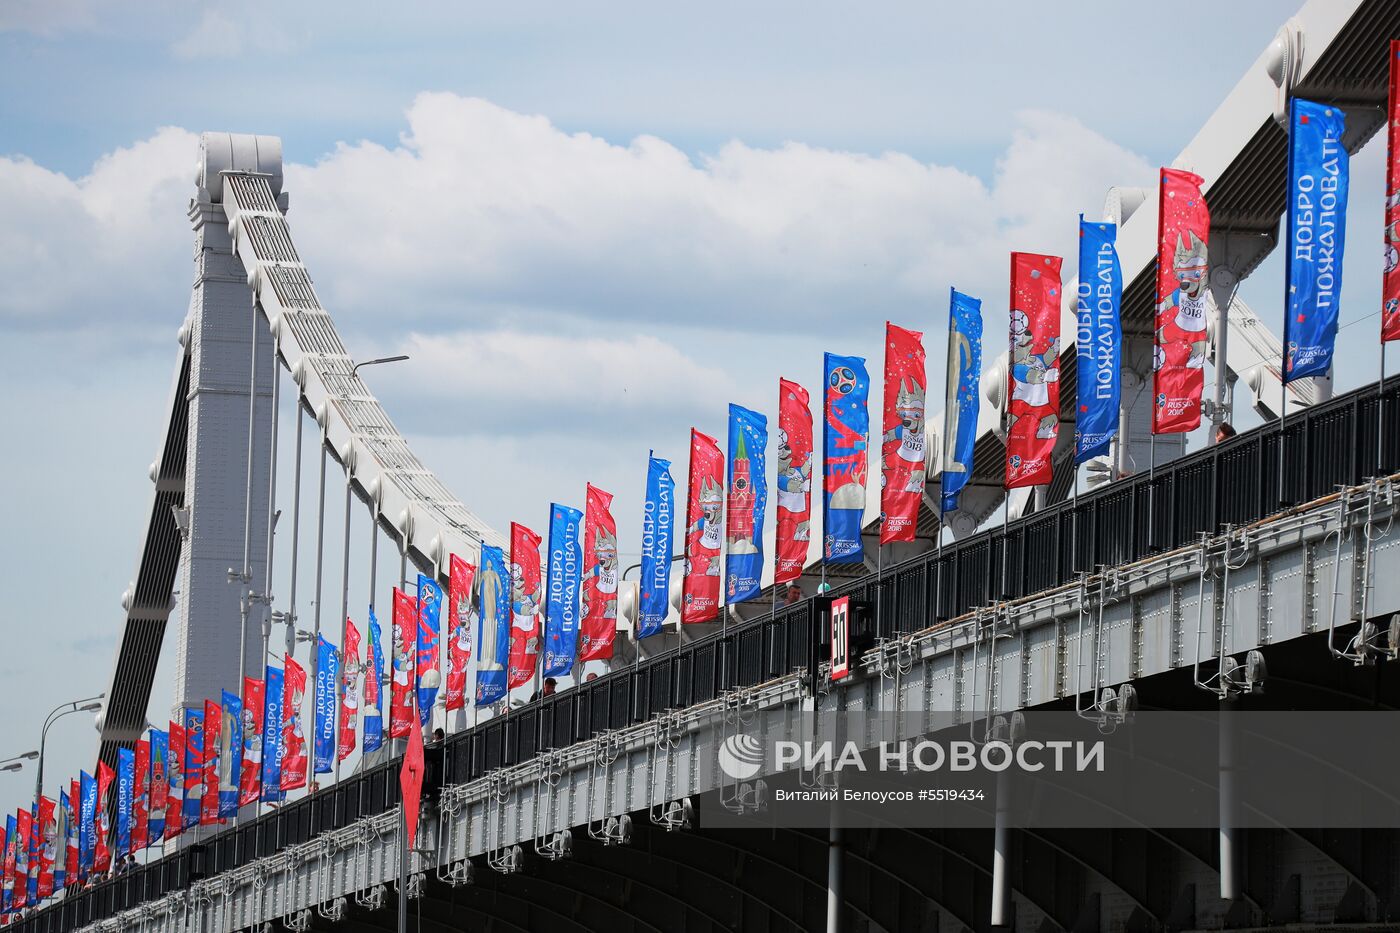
left=717, top=733, right=765, bottom=780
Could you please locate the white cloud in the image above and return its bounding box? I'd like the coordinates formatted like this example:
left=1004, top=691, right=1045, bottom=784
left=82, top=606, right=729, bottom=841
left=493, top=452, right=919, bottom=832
left=377, top=329, right=737, bottom=437
left=169, top=9, right=292, bottom=60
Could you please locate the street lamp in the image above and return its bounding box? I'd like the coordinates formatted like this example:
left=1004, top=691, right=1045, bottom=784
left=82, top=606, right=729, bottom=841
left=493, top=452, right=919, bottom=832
left=351, top=355, right=409, bottom=378
left=35, top=696, right=104, bottom=799
left=0, top=751, right=38, bottom=774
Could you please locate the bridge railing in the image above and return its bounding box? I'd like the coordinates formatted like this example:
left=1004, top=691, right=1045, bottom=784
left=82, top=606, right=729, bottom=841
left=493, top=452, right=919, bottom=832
left=17, top=380, right=1400, bottom=933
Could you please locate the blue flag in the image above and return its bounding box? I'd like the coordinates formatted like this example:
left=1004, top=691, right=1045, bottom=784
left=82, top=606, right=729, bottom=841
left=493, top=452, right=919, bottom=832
left=260, top=665, right=285, bottom=802
left=78, top=771, right=95, bottom=874
left=115, top=748, right=133, bottom=857
left=1284, top=98, right=1349, bottom=383
left=181, top=708, right=202, bottom=830
left=1075, top=219, right=1122, bottom=463
left=415, top=574, right=442, bottom=726
left=822, top=353, right=870, bottom=562
left=475, top=544, right=512, bottom=706
left=314, top=635, right=339, bottom=773
left=365, top=610, right=384, bottom=752
left=639, top=453, right=676, bottom=638
left=219, top=690, right=242, bottom=818
left=148, top=730, right=167, bottom=840
left=2, top=814, right=11, bottom=911
left=544, top=504, right=583, bottom=678
left=941, top=289, right=983, bottom=513
left=54, top=790, right=69, bottom=891
left=725, top=404, right=768, bottom=602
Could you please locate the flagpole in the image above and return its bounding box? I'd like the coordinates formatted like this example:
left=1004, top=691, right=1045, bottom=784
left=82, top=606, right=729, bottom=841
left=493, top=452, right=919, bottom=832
left=335, top=478, right=351, bottom=787
left=1279, top=387, right=1289, bottom=506
left=1379, top=345, right=1387, bottom=476
left=1148, top=432, right=1156, bottom=550
left=876, top=538, right=884, bottom=641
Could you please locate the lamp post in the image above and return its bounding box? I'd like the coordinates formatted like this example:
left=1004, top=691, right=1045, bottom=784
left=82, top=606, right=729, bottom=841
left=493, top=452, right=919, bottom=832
left=351, top=355, right=409, bottom=379
left=34, top=696, right=104, bottom=799
left=0, top=751, right=38, bottom=774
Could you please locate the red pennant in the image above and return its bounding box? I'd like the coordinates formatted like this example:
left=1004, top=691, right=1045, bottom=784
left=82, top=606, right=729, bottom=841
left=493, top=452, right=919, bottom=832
left=399, top=716, right=425, bottom=851
left=1153, top=168, right=1211, bottom=433
left=881, top=323, right=928, bottom=542
left=682, top=428, right=724, bottom=623
left=508, top=522, right=543, bottom=689
left=580, top=485, right=618, bottom=661
left=1384, top=40, right=1400, bottom=342
left=1005, top=252, right=1063, bottom=488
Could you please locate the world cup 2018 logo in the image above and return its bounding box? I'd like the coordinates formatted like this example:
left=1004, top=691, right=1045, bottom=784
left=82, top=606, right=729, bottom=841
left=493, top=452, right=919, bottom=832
left=717, top=733, right=764, bottom=781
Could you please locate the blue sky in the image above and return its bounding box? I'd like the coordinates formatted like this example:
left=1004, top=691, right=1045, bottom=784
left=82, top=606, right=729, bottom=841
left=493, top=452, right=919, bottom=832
left=0, top=0, right=1389, bottom=830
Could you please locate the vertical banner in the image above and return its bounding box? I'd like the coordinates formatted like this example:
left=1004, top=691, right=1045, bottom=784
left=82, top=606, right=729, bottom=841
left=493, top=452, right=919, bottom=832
left=507, top=522, right=543, bottom=689
left=941, top=289, right=983, bottom=513
left=281, top=656, right=307, bottom=791
left=543, top=504, right=583, bottom=678
left=880, top=324, right=927, bottom=543
left=1076, top=219, right=1122, bottom=463
left=1153, top=167, right=1211, bottom=433
left=218, top=691, right=241, bottom=818
left=415, top=574, right=442, bottom=727
left=474, top=544, right=512, bottom=705
left=726, top=405, right=768, bottom=603
left=580, top=485, right=618, bottom=661
left=390, top=588, right=415, bottom=738
left=132, top=739, right=149, bottom=851
left=774, top=379, right=813, bottom=584
left=93, top=763, right=113, bottom=874
left=1006, top=251, right=1063, bottom=488
left=1284, top=98, right=1349, bottom=382
left=148, top=731, right=167, bottom=844
left=181, top=707, right=202, bottom=831
left=164, top=722, right=184, bottom=839
left=238, top=679, right=263, bottom=806
left=445, top=556, right=476, bottom=710
left=200, top=699, right=221, bottom=825
left=1385, top=40, right=1400, bottom=342
left=260, top=666, right=284, bottom=802
left=34, top=797, right=53, bottom=899
left=314, top=635, right=339, bottom=773
left=115, top=749, right=133, bottom=857
left=4, top=813, right=16, bottom=911
left=338, top=619, right=361, bottom=762
left=682, top=428, right=724, bottom=623
left=638, top=455, right=675, bottom=638
left=62, top=786, right=77, bottom=886
left=14, top=811, right=28, bottom=908
left=364, top=611, right=385, bottom=751
left=823, top=353, right=870, bottom=562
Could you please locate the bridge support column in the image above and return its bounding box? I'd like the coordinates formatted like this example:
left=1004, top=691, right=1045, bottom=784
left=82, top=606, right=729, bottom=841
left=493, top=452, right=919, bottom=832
left=1220, top=698, right=1239, bottom=901
left=827, top=816, right=843, bottom=933
left=991, top=768, right=1011, bottom=927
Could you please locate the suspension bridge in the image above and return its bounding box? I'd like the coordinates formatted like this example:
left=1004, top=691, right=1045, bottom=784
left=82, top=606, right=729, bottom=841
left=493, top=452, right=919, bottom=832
left=10, top=0, right=1400, bottom=930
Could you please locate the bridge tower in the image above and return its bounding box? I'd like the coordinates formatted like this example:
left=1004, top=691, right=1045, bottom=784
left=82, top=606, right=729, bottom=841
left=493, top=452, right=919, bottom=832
left=173, top=135, right=281, bottom=715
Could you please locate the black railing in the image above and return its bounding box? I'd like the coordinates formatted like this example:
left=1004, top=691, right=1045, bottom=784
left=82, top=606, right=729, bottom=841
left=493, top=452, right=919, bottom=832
left=16, top=380, right=1400, bottom=933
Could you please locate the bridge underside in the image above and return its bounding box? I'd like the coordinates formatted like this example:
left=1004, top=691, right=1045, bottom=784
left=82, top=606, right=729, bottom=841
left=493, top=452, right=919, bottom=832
left=301, top=633, right=1400, bottom=933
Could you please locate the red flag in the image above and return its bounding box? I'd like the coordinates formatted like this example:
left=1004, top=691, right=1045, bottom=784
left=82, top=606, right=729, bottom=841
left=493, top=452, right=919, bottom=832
left=1384, top=40, right=1400, bottom=342
left=1153, top=168, right=1210, bottom=433
left=338, top=619, right=361, bottom=761
left=580, top=485, right=618, bottom=661
left=66, top=779, right=79, bottom=883
left=880, top=323, right=928, bottom=542
left=445, top=556, right=476, bottom=708
left=132, top=739, right=149, bottom=851
left=390, top=588, right=415, bottom=738
left=774, top=379, right=813, bottom=585
left=93, top=762, right=113, bottom=873
left=164, top=721, right=184, bottom=841
left=398, top=715, right=425, bottom=852
left=239, top=677, right=264, bottom=806
left=13, top=809, right=29, bottom=908
left=1006, top=252, right=1063, bottom=488
left=682, top=428, right=724, bottom=623
left=34, top=797, right=53, bottom=899
left=201, top=700, right=221, bottom=824
left=508, top=522, right=543, bottom=689
left=280, top=655, right=308, bottom=791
